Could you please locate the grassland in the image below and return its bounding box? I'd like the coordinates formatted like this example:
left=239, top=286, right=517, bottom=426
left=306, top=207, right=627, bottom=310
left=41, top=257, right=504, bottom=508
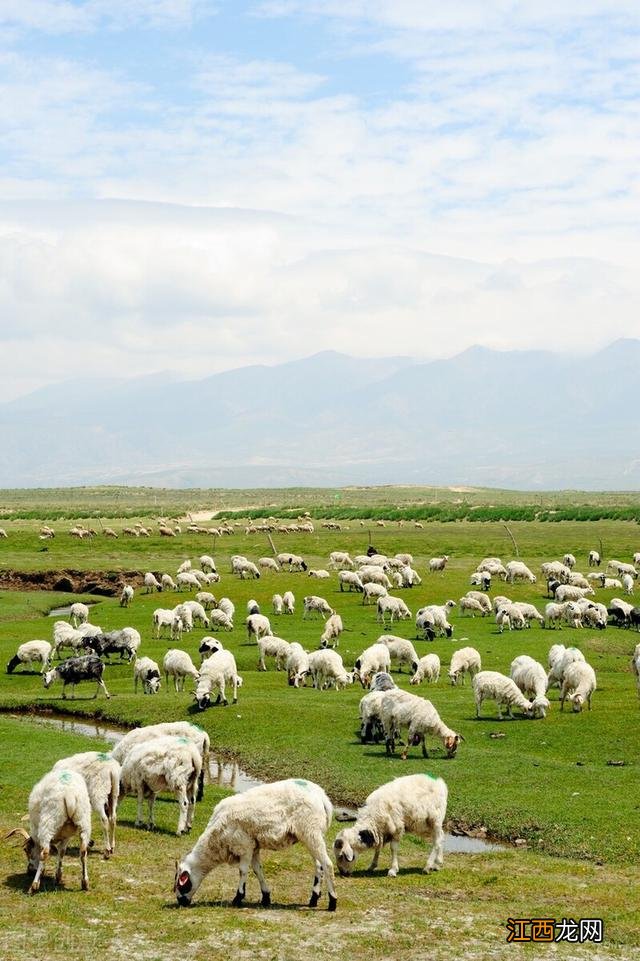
left=1, top=500, right=640, bottom=959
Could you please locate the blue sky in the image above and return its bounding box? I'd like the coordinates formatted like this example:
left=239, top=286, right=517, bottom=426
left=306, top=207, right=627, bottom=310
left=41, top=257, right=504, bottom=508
left=0, top=0, right=638, bottom=398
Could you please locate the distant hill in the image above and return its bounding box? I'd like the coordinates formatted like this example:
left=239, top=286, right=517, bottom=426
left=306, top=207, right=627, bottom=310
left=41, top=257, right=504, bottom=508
left=1, top=342, right=638, bottom=489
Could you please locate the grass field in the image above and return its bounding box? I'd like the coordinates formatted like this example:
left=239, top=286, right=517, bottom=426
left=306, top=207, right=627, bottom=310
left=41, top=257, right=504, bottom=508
left=1, top=502, right=640, bottom=959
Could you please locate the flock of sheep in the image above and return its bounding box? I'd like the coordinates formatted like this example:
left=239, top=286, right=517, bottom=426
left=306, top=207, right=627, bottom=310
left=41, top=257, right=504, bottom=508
left=4, top=536, right=640, bottom=908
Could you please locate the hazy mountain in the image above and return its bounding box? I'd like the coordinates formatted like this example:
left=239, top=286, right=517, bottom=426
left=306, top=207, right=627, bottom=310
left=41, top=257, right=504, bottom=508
left=1, top=343, right=638, bottom=489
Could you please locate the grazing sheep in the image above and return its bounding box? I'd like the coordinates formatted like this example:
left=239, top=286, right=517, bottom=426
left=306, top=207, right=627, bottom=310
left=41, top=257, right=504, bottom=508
left=69, top=602, right=90, bottom=627
left=257, top=635, right=292, bottom=671
left=177, top=560, right=192, bottom=574
left=510, top=655, right=550, bottom=718
left=8, top=768, right=91, bottom=893
left=476, top=558, right=507, bottom=578
left=51, top=621, right=91, bottom=660
left=177, top=572, right=201, bottom=591
left=608, top=560, right=638, bottom=578
left=307, top=649, right=353, bottom=690
left=568, top=572, right=591, bottom=589
left=560, top=661, right=597, bottom=712
left=631, top=644, right=640, bottom=697
left=459, top=595, right=486, bottom=617
left=512, top=601, right=545, bottom=627
left=272, top=593, right=284, bottom=615
left=286, top=642, right=310, bottom=687
left=303, top=596, right=333, bottom=620
left=472, top=671, right=534, bottom=719
left=428, top=556, right=449, bottom=573
left=161, top=573, right=177, bottom=591
left=174, top=779, right=337, bottom=911
left=588, top=550, right=601, bottom=567
left=199, top=555, right=216, bottom=573
left=246, top=613, right=272, bottom=642
left=276, top=553, right=308, bottom=572
left=143, top=572, right=162, bottom=593
left=415, top=609, right=437, bottom=641
left=120, top=736, right=202, bottom=835
left=329, top=551, right=354, bottom=569
left=87, top=627, right=141, bottom=662
left=333, top=774, right=447, bottom=878
left=308, top=569, right=331, bottom=579
left=112, top=723, right=210, bottom=805
left=180, top=600, right=210, bottom=628
left=199, top=636, right=224, bottom=663
left=7, top=640, right=51, bottom=674
left=362, top=582, right=388, bottom=605
left=376, top=595, right=411, bottom=625
left=410, top=654, right=441, bottom=685
left=320, top=613, right=343, bottom=649
left=359, top=690, right=389, bottom=742
left=544, top=601, right=581, bottom=630
left=133, top=656, right=162, bottom=694
left=359, top=567, right=392, bottom=589
left=52, top=752, right=120, bottom=858
left=247, top=598, right=260, bottom=615
left=163, top=649, right=200, bottom=692
left=377, top=634, right=419, bottom=673
left=382, top=690, right=463, bottom=759
left=339, top=571, right=364, bottom=593
left=418, top=601, right=456, bottom=637
left=196, top=591, right=217, bottom=610
left=554, top=585, right=595, bottom=603
left=547, top=645, right=585, bottom=688
left=353, top=644, right=392, bottom=687
left=541, top=561, right=572, bottom=583
left=470, top=571, right=491, bottom=590
left=120, top=584, right=134, bottom=607
left=206, top=609, right=232, bottom=632
left=259, top=557, right=280, bottom=573
left=563, top=553, right=577, bottom=569
left=448, top=647, right=481, bottom=686
left=43, top=655, right=110, bottom=699
left=505, top=561, right=537, bottom=584
left=194, top=650, right=242, bottom=708
left=622, top=572, right=635, bottom=595
left=282, top=591, right=295, bottom=615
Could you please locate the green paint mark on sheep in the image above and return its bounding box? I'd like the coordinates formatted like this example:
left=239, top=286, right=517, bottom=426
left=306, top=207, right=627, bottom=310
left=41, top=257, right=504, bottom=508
left=96, top=753, right=111, bottom=761
left=176, top=736, right=189, bottom=744
left=58, top=770, right=72, bottom=783
left=294, top=779, right=310, bottom=789
left=422, top=773, right=438, bottom=781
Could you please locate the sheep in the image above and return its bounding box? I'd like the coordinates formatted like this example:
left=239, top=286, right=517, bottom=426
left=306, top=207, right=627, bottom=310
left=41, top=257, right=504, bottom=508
left=308, top=569, right=331, bottom=579
left=418, top=601, right=456, bottom=637
left=215, top=597, right=236, bottom=620
left=339, top=570, right=364, bottom=593
left=476, top=558, right=507, bottom=578
left=43, top=655, right=110, bottom=699
left=164, top=649, right=200, bottom=692
left=233, top=558, right=261, bottom=579
left=567, top=572, right=590, bottom=589
left=610, top=597, right=634, bottom=620
left=161, top=573, right=177, bottom=591
left=0, top=527, right=7, bottom=538
left=258, top=557, right=280, bottom=573
left=578, top=600, right=608, bottom=630
left=88, top=627, right=141, bottom=662
left=397, top=565, right=422, bottom=588
left=560, top=661, right=597, bottom=712
left=177, top=560, right=192, bottom=574
left=199, top=555, right=216, bottom=573
left=376, top=595, right=411, bottom=625
left=382, top=690, right=463, bottom=759
left=153, top=607, right=179, bottom=638
left=353, top=644, right=392, bottom=687
left=276, top=553, right=308, bottom=572
left=307, top=649, right=353, bottom=691
left=333, top=774, right=447, bottom=879
left=194, top=650, right=242, bottom=708
left=320, top=613, right=343, bottom=649
left=286, top=642, right=310, bottom=687
left=199, top=636, right=224, bottom=663
left=359, top=690, right=388, bottom=742
left=588, top=550, right=601, bottom=567
left=246, top=613, right=272, bottom=642
left=359, top=567, right=392, bottom=589
left=120, top=735, right=202, bottom=835
left=362, top=582, right=388, bottom=605
left=257, top=636, right=292, bottom=672
left=394, top=552, right=413, bottom=566
left=52, top=752, right=120, bottom=858
left=512, top=601, right=545, bottom=627
left=377, top=634, right=419, bottom=673
left=548, top=646, right=586, bottom=688
left=143, top=572, right=162, bottom=593
left=272, top=593, right=284, bottom=614
left=196, top=591, right=217, bottom=610
left=541, top=561, right=572, bottom=584
left=608, top=560, right=638, bottom=578
left=510, top=655, right=550, bottom=718
left=8, top=768, right=91, bottom=893
left=492, top=594, right=512, bottom=612
left=544, top=601, right=580, bottom=630
left=631, top=644, right=640, bottom=696
left=459, top=595, right=486, bottom=617
left=282, top=590, right=295, bottom=615
left=180, top=600, right=210, bottom=628
left=622, top=572, right=635, bottom=595
left=429, top=556, right=449, bottom=573
left=505, top=561, right=537, bottom=584
left=329, top=551, right=354, bottom=569
left=247, top=598, right=260, bottom=615
left=69, top=602, right=89, bottom=627
left=597, top=576, right=623, bottom=589
left=120, top=584, right=134, bottom=607
left=112, top=722, right=210, bottom=803
left=133, top=656, right=162, bottom=694
left=410, top=654, right=441, bottom=686
left=448, top=647, right=481, bottom=686
left=563, top=553, right=576, bottom=569
left=303, top=595, right=333, bottom=620
left=7, top=640, right=51, bottom=674
left=415, top=609, right=437, bottom=641
left=177, top=572, right=201, bottom=591
left=208, top=609, right=234, bottom=632
left=554, top=585, right=595, bottom=603
left=470, top=571, right=491, bottom=590
left=473, top=671, right=534, bottom=720
left=174, top=778, right=337, bottom=911
left=51, top=620, right=91, bottom=660
left=159, top=525, right=176, bottom=537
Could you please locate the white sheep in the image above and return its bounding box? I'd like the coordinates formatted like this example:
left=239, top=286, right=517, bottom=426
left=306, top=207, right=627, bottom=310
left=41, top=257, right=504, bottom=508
left=51, top=620, right=91, bottom=660
left=505, top=560, right=537, bottom=584
left=547, top=645, right=585, bottom=688
left=472, top=671, right=534, bottom=719
left=470, top=570, right=491, bottom=590
left=177, top=571, right=201, bottom=591
left=588, top=550, right=601, bottom=567
left=418, top=601, right=456, bottom=637
left=410, top=654, right=441, bottom=685
left=163, top=649, right=200, bottom=692
left=52, top=752, right=120, bottom=858
left=541, top=561, right=571, bottom=583
left=459, top=595, right=486, bottom=617
left=358, top=690, right=391, bottom=742
left=510, top=655, right=550, bottom=718
left=563, top=553, right=576, bottom=569
left=359, top=567, right=392, bottom=589
left=428, top=556, right=449, bottom=573
left=568, top=572, right=591, bottom=589
left=177, top=560, right=192, bottom=574
left=320, top=613, right=343, bottom=649
left=153, top=607, right=178, bottom=638
left=376, top=595, right=411, bottom=625
left=339, top=570, right=364, bottom=593
left=554, top=584, right=594, bottom=603
left=307, top=649, right=353, bottom=690
left=560, top=661, right=597, bottom=712
left=199, top=555, right=216, bottom=573
left=353, top=643, right=391, bottom=687
left=465, top=590, right=492, bottom=614
left=8, top=768, right=91, bottom=893
left=173, top=603, right=194, bottom=633
left=282, top=590, right=295, bottom=614
left=196, top=591, right=217, bottom=610
left=69, top=602, right=89, bottom=626
left=286, top=642, right=310, bottom=687
left=180, top=600, right=210, bottom=628
left=308, top=569, right=331, bottom=579
left=377, top=634, right=419, bottom=673
left=194, top=650, right=242, bottom=708
left=247, top=598, right=260, bottom=615
left=544, top=601, right=580, bottom=630
left=133, top=656, right=162, bottom=694
left=120, top=584, right=134, bottom=607
left=622, top=572, right=635, bottom=595
left=120, top=735, right=202, bottom=835
left=448, top=647, right=481, bottom=686
left=631, top=643, right=640, bottom=697
left=161, top=573, right=177, bottom=591
left=362, top=582, right=388, bottom=605
left=112, top=723, right=210, bottom=803
left=246, top=613, right=272, bottom=641
left=257, top=635, right=292, bottom=671
left=272, top=593, right=284, bottom=614
left=7, top=640, right=52, bottom=674
left=208, top=609, right=233, bottom=632
left=329, top=551, right=354, bottom=569
left=303, top=595, right=333, bottom=620
left=174, top=779, right=337, bottom=911
left=144, top=572, right=162, bottom=593
left=333, top=774, right=447, bottom=878
left=382, top=690, right=463, bottom=759
left=512, top=601, right=545, bottom=627
left=259, top=557, right=280, bottom=573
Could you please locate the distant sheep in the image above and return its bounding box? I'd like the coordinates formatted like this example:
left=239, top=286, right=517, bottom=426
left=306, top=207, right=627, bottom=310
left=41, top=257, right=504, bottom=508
left=303, top=596, right=333, bottom=620
left=429, top=556, right=449, bottom=573
left=510, top=655, right=550, bottom=718
left=472, top=671, right=534, bottom=719
left=246, top=613, right=272, bottom=642
left=133, top=656, right=162, bottom=694
left=448, top=647, right=481, bottom=686
left=163, top=649, right=200, bottom=692
left=320, top=613, right=343, bottom=649
left=410, top=654, right=440, bottom=686
left=7, top=640, right=51, bottom=674
left=560, top=661, right=597, bottom=712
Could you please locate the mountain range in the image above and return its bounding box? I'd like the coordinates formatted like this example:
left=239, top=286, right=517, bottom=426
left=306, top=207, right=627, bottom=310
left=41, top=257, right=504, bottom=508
left=2, top=341, right=638, bottom=489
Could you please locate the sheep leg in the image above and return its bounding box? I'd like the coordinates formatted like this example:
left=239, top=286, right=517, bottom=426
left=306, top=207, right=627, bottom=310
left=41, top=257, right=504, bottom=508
left=387, top=841, right=400, bottom=877
left=55, top=840, right=68, bottom=885
left=29, top=847, right=49, bottom=894
left=368, top=845, right=381, bottom=871
left=219, top=676, right=228, bottom=706
left=307, top=839, right=337, bottom=911
left=232, top=857, right=250, bottom=906
left=251, top=851, right=271, bottom=906
left=147, top=794, right=156, bottom=829
left=426, top=822, right=444, bottom=871
left=99, top=807, right=111, bottom=857
left=175, top=785, right=189, bottom=835
left=97, top=677, right=111, bottom=699
left=135, top=788, right=146, bottom=827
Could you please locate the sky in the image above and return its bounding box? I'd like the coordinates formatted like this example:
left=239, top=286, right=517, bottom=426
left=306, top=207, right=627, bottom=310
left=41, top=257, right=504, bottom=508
left=0, top=0, right=638, bottom=400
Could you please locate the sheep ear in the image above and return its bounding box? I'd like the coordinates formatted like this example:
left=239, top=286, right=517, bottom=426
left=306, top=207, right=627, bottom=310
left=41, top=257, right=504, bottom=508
left=457, top=733, right=465, bottom=743
left=358, top=829, right=375, bottom=848
left=5, top=828, right=30, bottom=843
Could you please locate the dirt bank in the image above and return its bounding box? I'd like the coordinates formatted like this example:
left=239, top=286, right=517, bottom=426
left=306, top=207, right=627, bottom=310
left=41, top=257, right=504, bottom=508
left=0, top=569, right=143, bottom=596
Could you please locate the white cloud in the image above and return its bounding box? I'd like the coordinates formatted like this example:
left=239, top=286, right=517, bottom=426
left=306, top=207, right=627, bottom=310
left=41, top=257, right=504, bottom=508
left=0, top=0, right=206, bottom=34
